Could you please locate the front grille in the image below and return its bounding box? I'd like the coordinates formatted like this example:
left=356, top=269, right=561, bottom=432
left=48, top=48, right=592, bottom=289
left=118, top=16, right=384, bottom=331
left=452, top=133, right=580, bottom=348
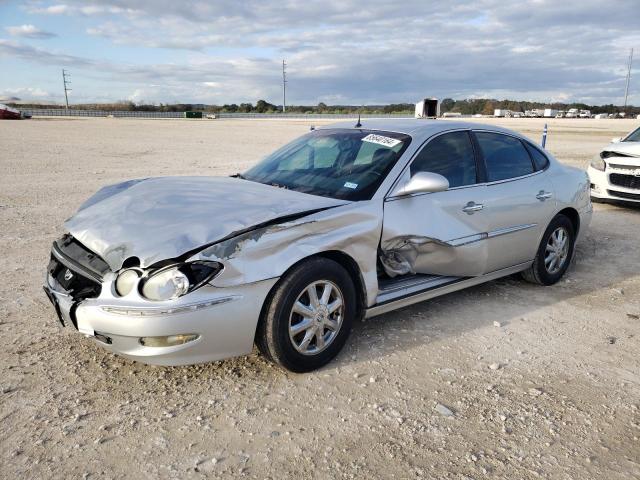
left=609, top=173, right=640, bottom=190
left=607, top=190, right=640, bottom=201
left=608, top=163, right=640, bottom=170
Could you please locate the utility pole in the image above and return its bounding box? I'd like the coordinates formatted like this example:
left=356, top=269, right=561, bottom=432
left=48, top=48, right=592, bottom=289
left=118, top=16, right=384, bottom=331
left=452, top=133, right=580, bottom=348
left=62, top=69, right=71, bottom=109
left=623, top=48, right=633, bottom=110
left=282, top=59, right=287, bottom=113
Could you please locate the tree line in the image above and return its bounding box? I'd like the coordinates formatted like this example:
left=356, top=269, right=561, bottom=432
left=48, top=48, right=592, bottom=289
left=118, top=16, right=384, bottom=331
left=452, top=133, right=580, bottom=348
left=9, top=98, right=639, bottom=115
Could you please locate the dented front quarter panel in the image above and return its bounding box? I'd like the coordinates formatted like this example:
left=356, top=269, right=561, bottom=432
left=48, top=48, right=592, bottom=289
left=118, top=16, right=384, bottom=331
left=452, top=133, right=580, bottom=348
left=193, top=201, right=383, bottom=307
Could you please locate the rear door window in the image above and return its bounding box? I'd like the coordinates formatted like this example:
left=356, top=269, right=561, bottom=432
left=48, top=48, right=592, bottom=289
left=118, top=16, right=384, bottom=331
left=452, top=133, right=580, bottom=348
left=475, top=132, right=534, bottom=182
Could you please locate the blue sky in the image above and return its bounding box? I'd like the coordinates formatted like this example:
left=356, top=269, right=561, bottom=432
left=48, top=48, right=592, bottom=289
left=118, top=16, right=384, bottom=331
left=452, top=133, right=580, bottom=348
left=0, top=0, right=638, bottom=106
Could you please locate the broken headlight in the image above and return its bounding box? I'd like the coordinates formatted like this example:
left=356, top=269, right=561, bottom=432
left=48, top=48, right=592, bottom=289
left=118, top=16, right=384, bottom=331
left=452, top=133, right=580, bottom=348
left=135, top=261, right=223, bottom=301
left=590, top=154, right=606, bottom=171
left=141, top=268, right=189, bottom=301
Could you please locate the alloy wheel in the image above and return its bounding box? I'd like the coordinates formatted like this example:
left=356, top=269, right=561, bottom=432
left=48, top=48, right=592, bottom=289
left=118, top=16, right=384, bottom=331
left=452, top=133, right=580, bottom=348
left=544, top=226, right=570, bottom=274
left=288, top=280, right=344, bottom=355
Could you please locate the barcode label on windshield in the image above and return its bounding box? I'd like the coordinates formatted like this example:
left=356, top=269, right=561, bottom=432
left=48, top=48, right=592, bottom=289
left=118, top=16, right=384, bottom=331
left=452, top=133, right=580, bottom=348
left=361, top=133, right=401, bottom=148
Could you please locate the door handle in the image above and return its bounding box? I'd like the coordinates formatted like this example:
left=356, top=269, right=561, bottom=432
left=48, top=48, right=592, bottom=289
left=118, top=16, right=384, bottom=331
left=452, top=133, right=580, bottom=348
left=536, top=190, right=553, bottom=201
left=462, top=201, right=484, bottom=214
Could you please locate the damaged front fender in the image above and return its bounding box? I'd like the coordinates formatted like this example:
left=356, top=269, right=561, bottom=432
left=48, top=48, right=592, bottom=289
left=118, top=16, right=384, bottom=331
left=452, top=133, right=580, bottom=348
left=193, top=201, right=384, bottom=307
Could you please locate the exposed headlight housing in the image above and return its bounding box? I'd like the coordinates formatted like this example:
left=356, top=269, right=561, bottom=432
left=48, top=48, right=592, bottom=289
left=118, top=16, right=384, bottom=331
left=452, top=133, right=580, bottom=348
left=115, top=269, right=141, bottom=297
left=590, top=154, right=606, bottom=171
left=141, top=267, right=189, bottom=301
left=138, top=261, right=222, bottom=301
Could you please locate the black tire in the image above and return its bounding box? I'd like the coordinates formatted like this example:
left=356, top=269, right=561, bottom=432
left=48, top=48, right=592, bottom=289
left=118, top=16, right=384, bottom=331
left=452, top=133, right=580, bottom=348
left=521, top=214, right=575, bottom=286
left=256, top=257, right=356, bottom=373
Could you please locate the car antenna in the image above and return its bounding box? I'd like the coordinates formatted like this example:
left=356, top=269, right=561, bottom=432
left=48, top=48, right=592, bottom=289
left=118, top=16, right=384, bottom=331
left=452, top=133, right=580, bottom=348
left=355, top=114, right=362, bottom=128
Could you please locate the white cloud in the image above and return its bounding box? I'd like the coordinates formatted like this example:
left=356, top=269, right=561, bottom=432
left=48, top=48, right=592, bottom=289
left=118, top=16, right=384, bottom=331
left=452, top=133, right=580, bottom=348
left=9, top=0, right=640, bottom=105
left=29, top=4, right=70, bottom=15
left=511, top=45, right=543, bottom=54
left=0, top=87, right=53, bottom=101
left=27, top=3, right=141, bottom=17
left=0, top=39, right=96, bottom=67
left=5, top=24, right=56, bottom=39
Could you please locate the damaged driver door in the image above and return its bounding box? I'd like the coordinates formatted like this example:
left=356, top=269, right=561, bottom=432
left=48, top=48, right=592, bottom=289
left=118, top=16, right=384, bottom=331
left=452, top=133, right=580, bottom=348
left=380, top=130, right=490, bottom=278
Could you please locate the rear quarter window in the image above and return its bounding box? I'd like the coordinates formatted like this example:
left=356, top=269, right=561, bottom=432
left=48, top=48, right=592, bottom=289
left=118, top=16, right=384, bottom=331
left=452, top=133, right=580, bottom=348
left=524, top=142, right=550, bottom=171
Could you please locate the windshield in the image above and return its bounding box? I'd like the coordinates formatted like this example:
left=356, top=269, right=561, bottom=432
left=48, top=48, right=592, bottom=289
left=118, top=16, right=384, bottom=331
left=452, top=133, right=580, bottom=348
left=623, top=127, right=640, bottom=142
left=242, top=129, right=411, bottom=201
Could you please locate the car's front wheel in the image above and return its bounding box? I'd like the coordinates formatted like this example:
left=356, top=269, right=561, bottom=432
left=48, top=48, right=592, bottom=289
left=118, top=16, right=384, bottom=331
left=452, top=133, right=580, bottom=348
left=256, top=257, right=356, bottom=372
left=522, top=214, right=575, bottom=285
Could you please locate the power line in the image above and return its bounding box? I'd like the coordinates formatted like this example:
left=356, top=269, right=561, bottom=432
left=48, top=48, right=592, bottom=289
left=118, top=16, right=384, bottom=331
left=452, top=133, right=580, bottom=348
left=282, top=59, right=287, bottom=113
left=62, top=69, right=71, bottom=109
left=623, top=48, right=633, bottom=109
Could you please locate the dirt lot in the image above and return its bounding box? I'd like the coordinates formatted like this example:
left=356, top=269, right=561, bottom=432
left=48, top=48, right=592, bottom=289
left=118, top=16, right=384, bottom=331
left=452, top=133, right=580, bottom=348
left=1, top=117, right=639, bottom=479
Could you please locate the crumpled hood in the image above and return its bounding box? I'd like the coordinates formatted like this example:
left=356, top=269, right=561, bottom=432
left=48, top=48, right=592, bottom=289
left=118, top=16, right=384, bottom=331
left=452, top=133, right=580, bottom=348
left=603, top=141, right=640, bottom=159
left=66, top=176, right=347, bottom=271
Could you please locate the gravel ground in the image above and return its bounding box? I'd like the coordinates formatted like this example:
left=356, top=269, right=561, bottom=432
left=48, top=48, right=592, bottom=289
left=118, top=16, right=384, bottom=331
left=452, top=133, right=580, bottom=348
left=1, top=117, right=639, bottom=479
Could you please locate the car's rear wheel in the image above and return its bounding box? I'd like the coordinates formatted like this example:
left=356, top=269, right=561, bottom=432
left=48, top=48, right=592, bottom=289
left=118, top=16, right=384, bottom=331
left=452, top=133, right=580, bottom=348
left=256, top=257, right=356, bottom=372
left=522, top=214, right=575, bottom=285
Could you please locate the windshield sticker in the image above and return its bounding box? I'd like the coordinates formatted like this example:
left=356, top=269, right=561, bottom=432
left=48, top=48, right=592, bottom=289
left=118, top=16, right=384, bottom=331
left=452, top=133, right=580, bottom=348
left=343, top=182, right=358, bottom=189
left=361, top=133, right=401, bottom=148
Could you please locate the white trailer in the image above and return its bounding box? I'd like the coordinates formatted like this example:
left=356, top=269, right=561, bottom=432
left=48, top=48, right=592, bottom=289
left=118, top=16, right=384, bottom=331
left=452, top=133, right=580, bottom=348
left=415, top=98, right=439, bottom=118
left=525, top=109, right=543, bottom=117
left=543, top=109, right=558, bottom=118
left=494, top=109, right=510, bottom=117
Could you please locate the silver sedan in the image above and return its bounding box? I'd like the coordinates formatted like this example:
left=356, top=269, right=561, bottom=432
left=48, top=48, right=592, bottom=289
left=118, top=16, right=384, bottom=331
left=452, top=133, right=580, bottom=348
left=44, top=119, right=592, bottom=372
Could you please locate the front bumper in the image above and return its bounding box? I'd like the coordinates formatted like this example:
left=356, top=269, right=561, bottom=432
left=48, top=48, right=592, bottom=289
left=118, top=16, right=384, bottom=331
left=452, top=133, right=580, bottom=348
left=44, top=272, right=277, bottom=366
left=588, top=165, right=640, bottom=204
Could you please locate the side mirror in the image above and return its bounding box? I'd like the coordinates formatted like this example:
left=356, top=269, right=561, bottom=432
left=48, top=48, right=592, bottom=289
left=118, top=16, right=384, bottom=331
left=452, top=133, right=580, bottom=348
left=611, top=137, right=621, bottom=143
left=398, top=172, right=449, bottom=196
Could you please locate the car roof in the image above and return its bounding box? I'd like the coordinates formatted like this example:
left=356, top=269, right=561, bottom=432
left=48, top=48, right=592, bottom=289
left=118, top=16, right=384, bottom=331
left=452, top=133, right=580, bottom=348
left=322, top=118, right=518, bottom=141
